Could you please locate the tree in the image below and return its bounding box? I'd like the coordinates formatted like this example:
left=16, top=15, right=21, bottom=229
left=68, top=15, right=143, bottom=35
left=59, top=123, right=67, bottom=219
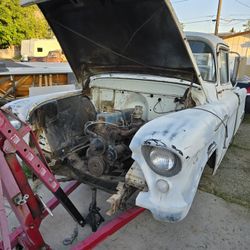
left=243, top=20, right=250, bottom=31
left=0, top=0, right=52, bottom=49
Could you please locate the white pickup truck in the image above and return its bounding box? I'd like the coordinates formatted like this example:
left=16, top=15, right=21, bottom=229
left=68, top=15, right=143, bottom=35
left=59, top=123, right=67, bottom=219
left=4, top=0, right=246, bottom=222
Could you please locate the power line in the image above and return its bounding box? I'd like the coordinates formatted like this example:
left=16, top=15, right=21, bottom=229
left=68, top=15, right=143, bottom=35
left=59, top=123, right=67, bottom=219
left=182, top=15, right=250, bottom=23
left=235, top=0, right=250, bottom=9
left=183, top=20, right=248, bottom=26
left=229, top=13, right=250, bottom=17
left=220, top=21, right=245, bottom=27
left=171, top=0, right=189, bottom=4
left=183, top=19, right=213, bottom=24
left=182, top=17, right=250, bottom=24
left=182, top=15, right=215, bottom=22
left=221, top=18, right=250, bottom=22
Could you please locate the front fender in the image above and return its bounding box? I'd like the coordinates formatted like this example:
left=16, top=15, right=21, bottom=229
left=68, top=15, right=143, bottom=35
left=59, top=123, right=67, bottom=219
left=130, top=104, right=228, bottom=222
left=2, top=90, right=82, bottom=122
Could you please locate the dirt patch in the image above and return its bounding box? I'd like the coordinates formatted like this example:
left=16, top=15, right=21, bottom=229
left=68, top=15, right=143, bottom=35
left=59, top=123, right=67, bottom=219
left=199, top=114, right=250, bottom=208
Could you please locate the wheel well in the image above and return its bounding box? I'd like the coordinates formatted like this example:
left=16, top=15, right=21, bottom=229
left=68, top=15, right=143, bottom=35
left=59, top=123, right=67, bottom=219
left=207, top=150, right=216, bottom=171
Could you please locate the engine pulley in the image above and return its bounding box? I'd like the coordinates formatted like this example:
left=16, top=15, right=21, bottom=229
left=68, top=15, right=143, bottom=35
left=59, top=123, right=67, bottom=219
left=87, top=156, right=106, bottom=177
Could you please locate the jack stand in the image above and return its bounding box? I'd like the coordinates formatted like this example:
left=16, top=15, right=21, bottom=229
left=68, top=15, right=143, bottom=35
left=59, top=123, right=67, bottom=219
left=85, top=188, right=104, bottom=232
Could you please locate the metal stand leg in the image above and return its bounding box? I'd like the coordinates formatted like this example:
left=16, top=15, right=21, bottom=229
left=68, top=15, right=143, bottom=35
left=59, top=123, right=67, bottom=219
left=0, top=179, right=11, bottom=250
left=0, top=150, right=47, bottom=249
left=85, top=188, right=104, bottom=232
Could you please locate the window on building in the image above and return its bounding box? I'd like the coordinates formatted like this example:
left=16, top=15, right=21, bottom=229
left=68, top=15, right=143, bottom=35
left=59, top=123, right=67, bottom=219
left=37, top=47, right=43, bottom=52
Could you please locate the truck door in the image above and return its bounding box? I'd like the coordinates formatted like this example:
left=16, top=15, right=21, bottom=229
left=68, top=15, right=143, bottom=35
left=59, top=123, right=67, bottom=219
left=216, top=46, right=240, bottom=147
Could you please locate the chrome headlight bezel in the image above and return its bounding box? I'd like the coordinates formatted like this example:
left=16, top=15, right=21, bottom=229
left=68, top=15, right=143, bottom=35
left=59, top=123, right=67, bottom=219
left=142, top=145, right=181, bottom=177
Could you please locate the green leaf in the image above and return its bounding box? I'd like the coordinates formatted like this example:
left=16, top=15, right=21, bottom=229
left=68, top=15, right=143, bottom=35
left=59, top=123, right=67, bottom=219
left=0, top=0, right=53, bottom=48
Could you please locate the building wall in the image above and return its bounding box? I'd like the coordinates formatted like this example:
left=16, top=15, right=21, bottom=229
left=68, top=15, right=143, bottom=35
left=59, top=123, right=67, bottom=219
left=21, top=39, right=61, bottom=57
left=0, top=46, right=21, bottom=59
left=224, top=34, right=250, bottom=79
left=224, top=34, right=250, bottom=57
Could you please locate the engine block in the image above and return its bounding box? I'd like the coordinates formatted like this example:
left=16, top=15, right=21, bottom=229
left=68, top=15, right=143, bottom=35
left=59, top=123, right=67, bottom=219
left=85, top=106, right=144, bottom=177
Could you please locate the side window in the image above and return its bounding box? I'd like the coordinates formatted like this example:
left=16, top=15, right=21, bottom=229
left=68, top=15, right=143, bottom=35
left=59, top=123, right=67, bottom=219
left=219, top=50, right=229, bottom=84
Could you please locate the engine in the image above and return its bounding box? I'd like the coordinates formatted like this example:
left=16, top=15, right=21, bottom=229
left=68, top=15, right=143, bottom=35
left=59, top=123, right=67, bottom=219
left=85, top=106, right=144, bottom=177
left=32, top=95, right=144, bottom=192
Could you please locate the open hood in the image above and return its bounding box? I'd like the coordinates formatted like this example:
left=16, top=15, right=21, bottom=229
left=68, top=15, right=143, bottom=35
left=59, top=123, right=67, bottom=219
left=22, top=0, right=201, bottom=84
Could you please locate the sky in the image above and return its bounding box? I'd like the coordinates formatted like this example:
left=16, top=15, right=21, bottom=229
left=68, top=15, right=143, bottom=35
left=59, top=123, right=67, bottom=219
left=170, top=0, right=250, bottom=33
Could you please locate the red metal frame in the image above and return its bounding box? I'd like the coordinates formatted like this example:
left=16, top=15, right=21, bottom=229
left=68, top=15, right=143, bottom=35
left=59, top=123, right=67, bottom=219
left=0, top=110, right=145, bottom=249
left=0, top=178, right=12, bottom=250
left=0, top=181, right=79, bottom=249
left=0, top=111, right=59, bottom=193
left=71, top=207, right=145, bottom=250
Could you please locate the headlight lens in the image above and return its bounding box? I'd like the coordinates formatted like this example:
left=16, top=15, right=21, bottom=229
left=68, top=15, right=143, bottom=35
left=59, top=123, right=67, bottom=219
left=150, top=148, right=175, bottom=171
left=142, top=145, right=181, bottom=177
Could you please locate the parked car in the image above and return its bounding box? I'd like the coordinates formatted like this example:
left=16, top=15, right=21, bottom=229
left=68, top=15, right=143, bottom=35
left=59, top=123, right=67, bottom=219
left=5, top=0, right=246, bottom=223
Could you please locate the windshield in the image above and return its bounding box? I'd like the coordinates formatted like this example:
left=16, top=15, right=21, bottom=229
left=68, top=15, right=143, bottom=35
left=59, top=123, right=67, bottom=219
left=188, top=40, right=216, bottom=82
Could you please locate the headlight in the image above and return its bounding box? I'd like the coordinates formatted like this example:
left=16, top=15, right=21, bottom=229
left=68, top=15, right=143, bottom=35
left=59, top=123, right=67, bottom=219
left=150, top=148, right=175, bottom=170
left=142, top=145, right=181, bottom=177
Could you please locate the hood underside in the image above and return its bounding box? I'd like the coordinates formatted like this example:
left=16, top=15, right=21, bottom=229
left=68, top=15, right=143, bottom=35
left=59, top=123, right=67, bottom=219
left=24, top=0, right=201, bottom=84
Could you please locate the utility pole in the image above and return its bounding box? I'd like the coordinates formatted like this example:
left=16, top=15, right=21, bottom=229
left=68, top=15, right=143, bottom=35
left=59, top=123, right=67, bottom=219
left=214, top=0, right=222, bottom=35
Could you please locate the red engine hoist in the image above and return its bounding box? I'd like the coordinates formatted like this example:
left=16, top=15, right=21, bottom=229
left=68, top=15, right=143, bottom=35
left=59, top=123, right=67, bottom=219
left=0, top=109, right=145, bottom=250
